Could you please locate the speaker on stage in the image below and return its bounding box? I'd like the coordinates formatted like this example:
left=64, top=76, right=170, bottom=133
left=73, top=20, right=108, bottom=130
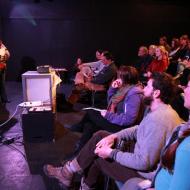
left=21, top=110, right=55, bottom=143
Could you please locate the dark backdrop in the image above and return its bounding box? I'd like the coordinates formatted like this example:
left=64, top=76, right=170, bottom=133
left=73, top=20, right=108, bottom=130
left=0, top=0, right=190, bottom=80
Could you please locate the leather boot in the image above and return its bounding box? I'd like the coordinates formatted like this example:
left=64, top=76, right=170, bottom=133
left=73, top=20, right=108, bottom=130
left=43, top=158, right=82, bottom=187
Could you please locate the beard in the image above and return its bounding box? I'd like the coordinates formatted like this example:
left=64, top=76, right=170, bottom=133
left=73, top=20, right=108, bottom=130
left=143, top=95, right=154, bottom=106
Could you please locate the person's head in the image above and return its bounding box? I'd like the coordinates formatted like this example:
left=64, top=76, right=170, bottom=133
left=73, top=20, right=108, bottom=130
left=159, top=36, right=168, bottom=46
left=171, top=38, right=179, bottom=49
left=148, top=45, right=156, bottom=56
left=101, top=51, right=114, bottom=65
left=138, top=46, right=148, bottom=57
left=0, top=40, right=2, bottom=47
left=95, top=49, right=104, bottom=60
left=155, top=46, right=168, bottom=60
left=117, top=66, right=139, bottom=86
left=143, top=72, right=176, bottom=105
left=184, top=79, right=190, bottom=110
left=179, top=34, right=189, bottom=47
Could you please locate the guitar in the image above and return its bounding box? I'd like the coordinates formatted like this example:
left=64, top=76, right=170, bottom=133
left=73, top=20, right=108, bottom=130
left=0, top=62, right=6, bottom=70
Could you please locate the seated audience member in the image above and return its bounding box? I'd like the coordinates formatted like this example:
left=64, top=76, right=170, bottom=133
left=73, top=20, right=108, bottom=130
left=43, top=72, right=182, bottom=189
left=145, top=46, right=169, bottom=77
left=148, top=45, right=156, bottom=59
left=172, top=35, right=189, bottom=61
left=122, top=79, right=190, bottom=190
left=134, top=46, right=152, bottom=75
left=179, top=66, right=190, bottom=87
left=159, top=36, right=171, bottom=53
left=68, top=51, right=117, bottom=104
left=74, top=49, right=105, bottom=85
left=139, top=45, right=156, bottom=84
left=175, top=40, right=190, bottom=77
left=69, top=66, right=144, bottom=154
left=167, top=34, right=189, bottom=76
left=169, top=38, right=180, bottom=58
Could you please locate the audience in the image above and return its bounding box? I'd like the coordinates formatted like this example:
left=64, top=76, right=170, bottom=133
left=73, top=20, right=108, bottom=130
left=68, top=51, right=117, bottom=104
left=148, top=45, right=156, bottom=59
left=122, top=78, right=190, bottom=190
left=159, top=36, right=171, bottom=53
left=145, top=46, right=169, bottom=77
left=175, top=40, right=190, bottom=78
left=167, top=34, right=189, bottom=76
left=134, top=46, right=152, bottom=75
left=69, top=66, right=144, bottom=154
left=169, top=38, right=180, bottom=58
left=44, top=72, right=182, bottom=189
left=74, top=49, right=105, bottom=85
left=178, top=58, right=190, bottom=87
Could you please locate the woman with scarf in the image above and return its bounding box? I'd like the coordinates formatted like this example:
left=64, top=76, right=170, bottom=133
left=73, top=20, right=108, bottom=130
left=121, top=79, right=190, bottom=190
left=69, top=65, right=144, bottom=155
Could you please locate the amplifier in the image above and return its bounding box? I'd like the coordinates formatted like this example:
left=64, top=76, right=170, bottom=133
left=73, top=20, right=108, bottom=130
left=21, top=111, right=55, bottom=142
left=37, top=65, right=51, bottom=73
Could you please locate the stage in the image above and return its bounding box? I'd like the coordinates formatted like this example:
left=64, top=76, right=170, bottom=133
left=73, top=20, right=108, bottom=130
left=0, top=81, right=86, bottom=190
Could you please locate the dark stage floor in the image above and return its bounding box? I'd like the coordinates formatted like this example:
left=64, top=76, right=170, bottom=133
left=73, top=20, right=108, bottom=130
left=0, top=82, right=89, bottom=190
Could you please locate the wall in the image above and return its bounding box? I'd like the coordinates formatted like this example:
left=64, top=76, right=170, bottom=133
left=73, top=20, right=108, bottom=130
left=0, top=0, right=190, bottom=80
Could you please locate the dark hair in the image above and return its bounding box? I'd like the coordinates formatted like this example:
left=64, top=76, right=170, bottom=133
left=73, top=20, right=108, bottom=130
left=96, top=49, right=104, bottom=54
left=171, top=38, right=180, bottom=49
left=180, top=34, right=189, bottom=41
left=102, top=51, right=114, bottom=61
left=117, top=66, right=139, bottom=85
left=160, top=36, right=167, bottom=42
left=151, top=72, right=177, bottom=104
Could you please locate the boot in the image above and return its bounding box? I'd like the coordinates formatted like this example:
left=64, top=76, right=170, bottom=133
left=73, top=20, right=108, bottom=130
left=43, top=158, right=82, bottom=187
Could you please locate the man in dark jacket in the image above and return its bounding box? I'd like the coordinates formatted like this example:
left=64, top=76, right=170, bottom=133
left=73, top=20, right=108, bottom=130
left=68, top=51, right=117, bottom=104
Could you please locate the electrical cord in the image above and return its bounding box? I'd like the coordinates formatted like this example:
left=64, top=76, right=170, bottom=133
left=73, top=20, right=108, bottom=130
left=0, top=105, right=20, bottom=127
left=0, top=102, right=46, bottom=161
left=0, top=135, right=27, bottom=160
left=7, top=144, right=27, bottom=161
left=0, top=101, right=53, bottom=160
left=0, top=101, right=42, bottom=127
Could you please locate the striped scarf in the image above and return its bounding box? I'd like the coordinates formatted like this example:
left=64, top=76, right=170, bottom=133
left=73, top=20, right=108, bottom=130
left=107, top=85, right=134, bottom=113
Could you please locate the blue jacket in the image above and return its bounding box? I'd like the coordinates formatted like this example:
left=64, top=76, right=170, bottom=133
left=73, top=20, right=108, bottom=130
left=105, top=85, right=144, bottom=127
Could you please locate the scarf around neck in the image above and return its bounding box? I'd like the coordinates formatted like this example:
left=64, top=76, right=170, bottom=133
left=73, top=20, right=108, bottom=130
left=107, top=85, right=134, bottom=113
